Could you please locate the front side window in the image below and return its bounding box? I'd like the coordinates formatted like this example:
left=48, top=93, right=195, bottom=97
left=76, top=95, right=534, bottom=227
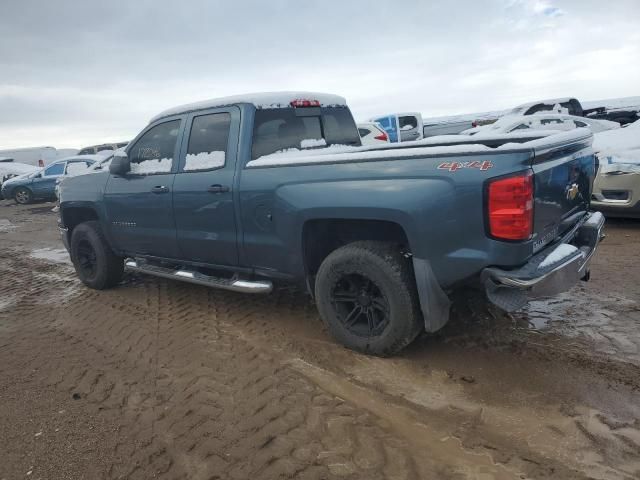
left=128, top=120, right=181, bottom=175
left=184, top=113, right=231, bottom=171
left=44, top=163, right=65, bottom=176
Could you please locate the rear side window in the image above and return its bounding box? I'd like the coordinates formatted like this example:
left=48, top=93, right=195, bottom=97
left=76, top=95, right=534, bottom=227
left=358, top=128, right=371, bottom=138
left=574, top=120, right=588, bottom=127
left=399, top=116, right=418, bottom=130
left=128, top=120, right=181, bottom=175
left=251, top=107, right=360, bottom=159
left=184, top=113, right=231, bottom=171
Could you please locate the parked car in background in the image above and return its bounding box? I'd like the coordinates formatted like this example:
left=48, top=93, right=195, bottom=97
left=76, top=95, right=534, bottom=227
left=422, top=120, right=475, bottom=138
left=591, top=121, right=640, bottom=218
left=0, top=146, right=58, bottom=167
left=78, top=142, right=129, bottom=155
left=55, top=154, right=114, bottom=198
left=509, top=97, right=639, bottom=125
left=357, top=122, right=389, bottom=145
left=461, top=113, right=619, bottom=136
left=0, top=162, right=39, bottom=199
left=369, top=112, right=423, bottom=143
left=58, top=91, right=604, bottom=356
left=1, top=155, right=98, bottom=204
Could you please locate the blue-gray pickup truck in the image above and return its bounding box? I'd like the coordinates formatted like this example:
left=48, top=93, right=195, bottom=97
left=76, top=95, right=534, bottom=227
left=58, top=92, right=605, bottom=356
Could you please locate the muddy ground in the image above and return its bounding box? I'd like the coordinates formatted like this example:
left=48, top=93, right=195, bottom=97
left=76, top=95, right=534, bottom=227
left=0, top=200, right=639, bottom=480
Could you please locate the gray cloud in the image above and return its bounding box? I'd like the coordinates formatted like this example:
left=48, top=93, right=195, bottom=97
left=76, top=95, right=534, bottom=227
left=0, top=0, right=638, bottom=148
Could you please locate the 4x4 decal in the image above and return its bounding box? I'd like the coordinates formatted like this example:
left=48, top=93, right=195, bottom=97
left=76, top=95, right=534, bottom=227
left=437, top=160, right=494, bottom=172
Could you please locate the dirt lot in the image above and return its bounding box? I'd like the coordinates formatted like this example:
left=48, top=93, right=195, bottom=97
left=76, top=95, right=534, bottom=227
left=1, top=200, right=639, bottom=480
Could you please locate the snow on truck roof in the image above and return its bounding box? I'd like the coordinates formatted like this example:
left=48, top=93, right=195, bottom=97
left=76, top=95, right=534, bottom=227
left=150, top=92, right=347, bottom=123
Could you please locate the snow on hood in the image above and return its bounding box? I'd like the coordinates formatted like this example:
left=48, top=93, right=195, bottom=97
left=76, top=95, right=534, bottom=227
left=150, top=91, right=347, bottom=123
left=593, top=120, right=640, bottom=172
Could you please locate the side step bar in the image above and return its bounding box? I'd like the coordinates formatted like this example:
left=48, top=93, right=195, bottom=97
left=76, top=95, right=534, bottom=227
left=124, top=259, right=273, bottom=294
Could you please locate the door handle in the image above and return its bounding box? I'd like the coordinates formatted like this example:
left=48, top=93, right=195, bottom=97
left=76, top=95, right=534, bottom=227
left=207, top=184, right=230, bottom=193
left=151, top=185, right=170, bottom=194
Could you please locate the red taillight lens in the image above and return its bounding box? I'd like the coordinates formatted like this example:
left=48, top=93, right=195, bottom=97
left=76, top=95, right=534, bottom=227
left=290, top=99, right=321, bottom=108
left=487, top=172, right=533, bottom=240
left=38, top=159, right=44, bottom=167
left=374, top=132, right=388, bottom=141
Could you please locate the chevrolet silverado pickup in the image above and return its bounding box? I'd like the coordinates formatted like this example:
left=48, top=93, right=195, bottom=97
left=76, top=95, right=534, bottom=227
left=58, top=92, right=605, bottom=356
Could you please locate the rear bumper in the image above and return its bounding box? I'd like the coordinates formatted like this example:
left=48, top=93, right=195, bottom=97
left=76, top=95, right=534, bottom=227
left=481, top=211, right=605, bottom=312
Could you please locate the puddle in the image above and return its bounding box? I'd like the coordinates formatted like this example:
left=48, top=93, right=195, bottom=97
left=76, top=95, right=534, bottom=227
left=0, top=219, right=16, bottom=232
left=30, top=248, right=71, bottom=264
left=517, top=290, right=640, bottom=365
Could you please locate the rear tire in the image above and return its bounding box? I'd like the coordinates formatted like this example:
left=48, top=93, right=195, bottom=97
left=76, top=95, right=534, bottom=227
left=14, top=187, right=32, bottom=205
left=70, top=221, right=124, bottom=289
left=314, top=241, right=422, bottom=356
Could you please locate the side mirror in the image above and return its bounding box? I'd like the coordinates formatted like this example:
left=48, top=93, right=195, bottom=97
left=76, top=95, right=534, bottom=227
left=109, top=153, right=130, bottom=175
left=34, top=173, right=42, bottom=178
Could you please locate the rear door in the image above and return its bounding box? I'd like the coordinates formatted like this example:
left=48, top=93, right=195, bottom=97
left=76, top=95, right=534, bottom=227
left=172, top=107, right=240, bottom=266
left=104, top=118, right=183, bottom=258
left=398, top=115, right=421, bottom=142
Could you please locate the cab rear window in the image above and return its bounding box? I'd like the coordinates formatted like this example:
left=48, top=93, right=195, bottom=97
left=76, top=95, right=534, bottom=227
left=251, top=107, right=360, bottom=159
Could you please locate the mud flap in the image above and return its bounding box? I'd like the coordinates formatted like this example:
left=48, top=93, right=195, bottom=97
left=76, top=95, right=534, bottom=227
left=412, top=258, right=451, bottom=332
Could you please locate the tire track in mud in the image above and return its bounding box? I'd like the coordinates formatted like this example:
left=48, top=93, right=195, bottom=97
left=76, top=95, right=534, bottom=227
left=1, top=249, right=640, bottom=479
left=1, top=252, right=425, bottom=479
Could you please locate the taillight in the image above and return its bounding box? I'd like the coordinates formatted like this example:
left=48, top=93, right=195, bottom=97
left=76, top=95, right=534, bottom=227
left=487, top=171, right=533, bottom=241
left=38, top=159, right=44, bottom=167
left=374, top=132, right=388, bottom=141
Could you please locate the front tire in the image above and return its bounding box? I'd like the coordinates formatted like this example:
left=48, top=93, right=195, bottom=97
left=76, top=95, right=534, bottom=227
left=70, top=221, right=124, bottom=289
left=14, top=187, right=32, bottom=205
left=314, top=241, right=422, bottom=356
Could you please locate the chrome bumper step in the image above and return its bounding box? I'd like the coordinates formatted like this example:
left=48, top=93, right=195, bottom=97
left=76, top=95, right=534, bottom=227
left=124, top=259, right=272, bottom=294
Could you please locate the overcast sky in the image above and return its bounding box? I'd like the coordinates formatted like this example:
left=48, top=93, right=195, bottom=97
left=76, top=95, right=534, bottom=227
left=1, top=0, right=639, bottom=149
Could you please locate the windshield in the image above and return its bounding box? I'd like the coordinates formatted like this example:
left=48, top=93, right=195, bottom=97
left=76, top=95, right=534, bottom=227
left=251, top=107, right=360, bottom=159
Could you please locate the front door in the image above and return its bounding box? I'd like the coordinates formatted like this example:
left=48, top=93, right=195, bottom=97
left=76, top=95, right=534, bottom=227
left=104, top=118, right=183, bottom=259
left=172, top=108, right=240, bottom=266
left=31, top=161, right=65, bottom=198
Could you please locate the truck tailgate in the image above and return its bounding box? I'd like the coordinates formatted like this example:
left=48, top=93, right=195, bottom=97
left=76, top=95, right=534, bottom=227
left=529, top=130, right=595, bottom=252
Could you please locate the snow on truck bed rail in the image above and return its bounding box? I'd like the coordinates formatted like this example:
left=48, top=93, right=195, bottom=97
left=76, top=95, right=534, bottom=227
left=246, top=129, right=592, bottom=168
left=150, top=92, right=346, bottom=122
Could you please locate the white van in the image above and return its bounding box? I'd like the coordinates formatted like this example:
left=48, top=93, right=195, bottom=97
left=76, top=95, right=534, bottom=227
left=0, top=146, right=58, bottom=167
left=369, top=113, right=423, bottom=143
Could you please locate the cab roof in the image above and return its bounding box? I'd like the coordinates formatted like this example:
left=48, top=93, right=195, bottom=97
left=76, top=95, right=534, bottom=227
left=150, top=91, right=347, bottom=123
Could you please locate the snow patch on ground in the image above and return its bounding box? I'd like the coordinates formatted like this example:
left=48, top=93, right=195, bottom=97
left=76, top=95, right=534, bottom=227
left=130, top=158, right=172, bottom=174
left=0, top=219, right=16, bottom=232
left=30, top=248, right=71, bottom=264
left=184, top=151, right=225, bottom=171
left=539, top=244, right=580, bottom=269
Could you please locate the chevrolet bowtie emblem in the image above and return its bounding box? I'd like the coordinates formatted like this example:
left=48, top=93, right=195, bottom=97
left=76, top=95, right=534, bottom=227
left=567, top=183, right=579, bottom=200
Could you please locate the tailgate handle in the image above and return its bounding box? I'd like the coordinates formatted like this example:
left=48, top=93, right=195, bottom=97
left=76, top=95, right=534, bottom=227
left=207, top=184, right=230, bottom=193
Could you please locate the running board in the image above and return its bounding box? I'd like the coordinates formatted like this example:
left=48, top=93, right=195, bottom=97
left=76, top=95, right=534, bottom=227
left=124, top=259, right=273, bottom=294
